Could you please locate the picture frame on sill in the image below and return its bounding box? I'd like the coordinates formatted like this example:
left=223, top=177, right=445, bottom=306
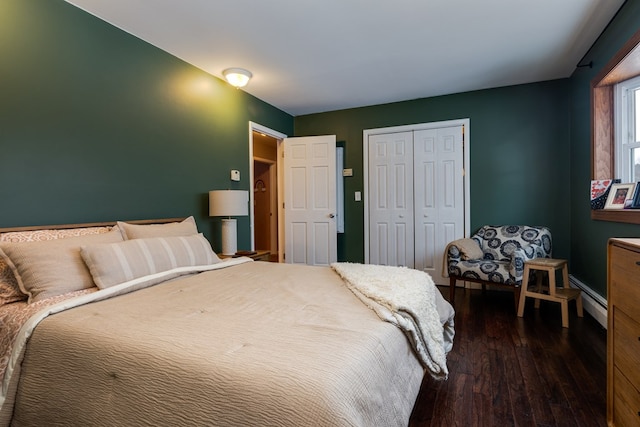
left=630, top=182, right=640, bottom=208
left=590, top=179, right=618, bottom=210
left=604, top=182, right=636, bottom=209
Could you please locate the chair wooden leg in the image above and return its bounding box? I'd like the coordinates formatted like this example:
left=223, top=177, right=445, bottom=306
left=517, top=265, right=530, bottom=317
left=561, top=300, right=569, bottom=328
left=513, top=286, right=521, bottom=313
left=449, top=277, right=456, bottom=304
left=534, top=270, right=543, bottom=309
left=517, top=286, right=526, bottom=317
left=576, top=293, right=584, bottom=317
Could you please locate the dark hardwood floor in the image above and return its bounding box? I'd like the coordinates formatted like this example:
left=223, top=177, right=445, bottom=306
left=409, top=286, right=607, bottom=427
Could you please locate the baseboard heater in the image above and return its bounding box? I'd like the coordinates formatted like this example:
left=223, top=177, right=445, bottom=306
left=569, top=275, right=608, bottom=329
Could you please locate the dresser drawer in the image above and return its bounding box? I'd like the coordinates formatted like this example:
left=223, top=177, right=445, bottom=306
left=613, top=307, right=640, bottom=390
left=613, top=366, right=640, bottom=427
left=609, top=245, right=640, bottom=315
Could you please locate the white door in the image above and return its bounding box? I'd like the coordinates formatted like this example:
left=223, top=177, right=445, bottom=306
left=283, top=135, right=337, bottom=265
left=368, top=132, right=415, bottom=267
left=413, top=126, right=465, bottom=284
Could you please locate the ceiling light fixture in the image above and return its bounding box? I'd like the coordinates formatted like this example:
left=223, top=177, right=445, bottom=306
left=222, top=68, right=252, bottom=88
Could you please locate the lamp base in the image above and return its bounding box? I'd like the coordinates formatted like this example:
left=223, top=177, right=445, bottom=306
left=220, top=218, right=237, bottom=256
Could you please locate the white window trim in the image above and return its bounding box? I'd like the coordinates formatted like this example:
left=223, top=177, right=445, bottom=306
left=614, top=75, right=640, bottom=182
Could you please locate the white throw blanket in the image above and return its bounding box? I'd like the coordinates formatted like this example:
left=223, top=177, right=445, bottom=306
left=331, top=262, right=451, bottom=380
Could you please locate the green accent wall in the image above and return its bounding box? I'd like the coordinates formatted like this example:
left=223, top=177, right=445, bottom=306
left=0, top=0, right=293, bottom=253
left=568, top=0, right=640, bottom=298
left=295, top=81, right=571, bottom=266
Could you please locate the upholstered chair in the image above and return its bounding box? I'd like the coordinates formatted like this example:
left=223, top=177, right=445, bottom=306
left=445, top=225, right=552, bottom=309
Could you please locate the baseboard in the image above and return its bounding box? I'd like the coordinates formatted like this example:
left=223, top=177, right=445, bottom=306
left=569, top=275, right=608, bottom=329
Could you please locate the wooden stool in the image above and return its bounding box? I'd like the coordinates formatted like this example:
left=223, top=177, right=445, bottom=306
left=517, top=258, right=583, bottom=328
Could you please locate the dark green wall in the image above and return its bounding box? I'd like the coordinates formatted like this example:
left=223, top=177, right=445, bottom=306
left=568, top=0, right=640, bottom=298
left=295, top=81, right=570, bottom=265
left=295, top=1, right=640, bottom=300
left=0, top=0, right=293, bottom=252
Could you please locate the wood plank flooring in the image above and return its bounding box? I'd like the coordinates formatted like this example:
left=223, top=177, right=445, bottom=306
left=409, top=286, right=607, bottom=427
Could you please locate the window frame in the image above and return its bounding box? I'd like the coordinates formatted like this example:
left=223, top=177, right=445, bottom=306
left=614, top=75, right=640, bottom=182
left=591, top=28, right=640, bottom=223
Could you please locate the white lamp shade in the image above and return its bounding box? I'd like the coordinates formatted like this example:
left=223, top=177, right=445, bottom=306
left=209, top=190, right=249, bottom=217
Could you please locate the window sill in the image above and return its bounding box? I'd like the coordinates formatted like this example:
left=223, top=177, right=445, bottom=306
left=592, top=209, right=640, bottom=224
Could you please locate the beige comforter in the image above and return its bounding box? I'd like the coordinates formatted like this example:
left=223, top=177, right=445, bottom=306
left=2, top=260, right=454, bottom=427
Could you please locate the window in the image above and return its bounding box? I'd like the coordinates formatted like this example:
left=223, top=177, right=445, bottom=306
left=615, top=75, right=640, bottom=183
left=591, top=28, right=640, bottom=223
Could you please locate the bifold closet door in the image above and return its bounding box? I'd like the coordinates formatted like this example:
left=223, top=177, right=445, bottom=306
left=367, top=125, right=464, bottom=282
left=367, top=131, right=415, bottom=267
left=413, top=127, right=464, bottom=283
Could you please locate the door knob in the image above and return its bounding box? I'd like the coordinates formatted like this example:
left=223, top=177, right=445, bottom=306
left=329, top=213, right=335, bottom=218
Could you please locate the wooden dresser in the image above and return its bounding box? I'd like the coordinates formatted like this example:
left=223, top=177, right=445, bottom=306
left=607, top=238, right=640, bottom=426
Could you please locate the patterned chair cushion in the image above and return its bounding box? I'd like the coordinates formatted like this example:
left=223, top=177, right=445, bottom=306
left=447, top=225, right=552, bottom=286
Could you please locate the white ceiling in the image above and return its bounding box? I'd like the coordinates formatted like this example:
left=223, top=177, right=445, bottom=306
left=66, top=0, right=625, bottom=116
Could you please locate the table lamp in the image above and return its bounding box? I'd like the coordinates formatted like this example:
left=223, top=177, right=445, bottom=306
left=208, top=190, right=249, bottom=255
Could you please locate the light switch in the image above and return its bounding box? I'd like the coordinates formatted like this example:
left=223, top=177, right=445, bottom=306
left=355, top=191, right=361, bottom=201
left=230, top=170, right=240, bottom=181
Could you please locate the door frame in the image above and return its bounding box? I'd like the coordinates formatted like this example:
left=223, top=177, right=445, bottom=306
left=362, top=118, right=471, bottom=263
left=248, top=122, right=287, bottom=260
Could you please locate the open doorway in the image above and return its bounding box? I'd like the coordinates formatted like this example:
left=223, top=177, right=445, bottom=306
left=252, top=133, right=278, bottom=261
left=249, top=122, right=286, bottom=262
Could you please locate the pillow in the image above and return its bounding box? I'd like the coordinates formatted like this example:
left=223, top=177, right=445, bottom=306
left=117, top=216, right=198, bottom=240
left=0, top=258, right=23, bottom=305
left=0, top=225, right=114, bottom=305
left=0, top=226, right=113, bottom=243
left=0, top=229, right=123, bottom=304
left=81, top=233, right=220, bottom=289
left=451, top=238, right=484, bottom=260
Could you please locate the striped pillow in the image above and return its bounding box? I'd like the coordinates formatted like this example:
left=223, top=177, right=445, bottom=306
left=81, top=234, right=220, bottom=289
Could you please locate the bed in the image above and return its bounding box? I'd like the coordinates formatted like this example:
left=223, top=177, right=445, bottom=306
left=0, top=217, right=454, bottom=427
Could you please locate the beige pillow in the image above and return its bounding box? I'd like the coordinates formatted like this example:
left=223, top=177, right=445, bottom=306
left=454, top=238, right=484, bottom=260
left=0, top=229, right=123, bottom=303
left=117, top=216, right=198, bottom=240
left=81, top=233, right=220, bottom=289
left=0, top=225, right=115, bottom=305
left=0, top=258, right=23, bottom=305
left=0, top=226, right=113, bottom=243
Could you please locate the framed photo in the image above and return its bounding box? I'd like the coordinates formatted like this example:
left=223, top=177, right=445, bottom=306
left=630, top=182, right=640, bottom=208
left=590, top=179, right=617, bottom=209
left=605, top=182, right=636, bottom=209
